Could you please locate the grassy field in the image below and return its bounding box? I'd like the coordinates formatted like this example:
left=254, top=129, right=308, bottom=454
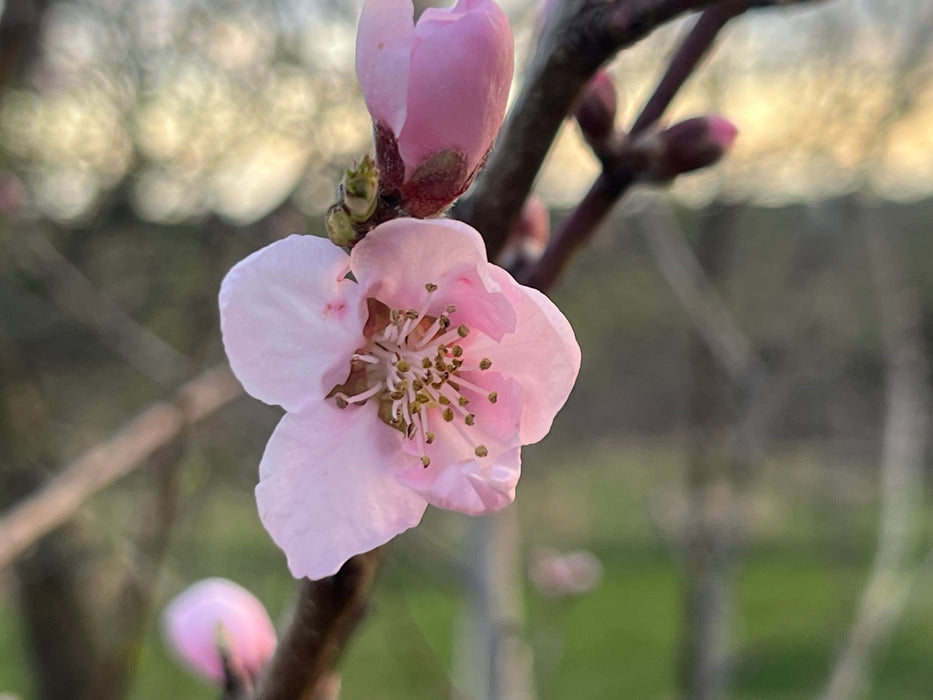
left=1, top=440, right=932, bottom=699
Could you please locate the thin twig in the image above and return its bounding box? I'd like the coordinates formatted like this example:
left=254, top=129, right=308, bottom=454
left=0, top=364, right=242, bottom=572
left=8, top=228, right=193, bottom=385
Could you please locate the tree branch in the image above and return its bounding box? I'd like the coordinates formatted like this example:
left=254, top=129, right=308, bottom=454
left=0, top=364, right=242, bottom=572
left=253, top=550, right=381, bottom=700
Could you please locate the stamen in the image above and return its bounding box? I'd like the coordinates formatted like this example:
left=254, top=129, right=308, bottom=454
left=421, top=455, right=431, bottom=467
left=457, top=324, right=470, bottom=337
left=479, top=358, right=492, bottom=370
left=425, top=283, right=438, bottom=292
left=443, top=407, right=454, bottom=422
left=474, top=445, right=488, bottom=458
left=488, top=391, right=498, bottom=404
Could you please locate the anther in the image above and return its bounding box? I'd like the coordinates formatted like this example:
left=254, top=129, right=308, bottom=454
left=425, top=282, right=438, bottom=292
left=446, top=304, right=456, bottom=313
left=443, top=407, right=454, bottom=422
left=465, top=414, right=475, bottom=426
left=396, top=359, right=410, bottom=372
left=404, top=309, right=419, bottom=319
left=421, top=456, right=431, bottom=468
left=474, top=445, right=488, bottom=458
left=452, top=345, right=464, bottom=357
left=425, top=431, right=436, bottom=444
left=479, top=358, right=492, bottom=370
left=457, top=324, right=470, bottom=337
left=458, top=397, right=469, bottom=407
left=439, top=316, right=451, bottom=329
left=422, top=357, right=433, bottom=369
left=488, top=391, right=498, bottom=403
left=335, top=396, right=348, bottom=409
left=438, top=395, right=451, bottom=405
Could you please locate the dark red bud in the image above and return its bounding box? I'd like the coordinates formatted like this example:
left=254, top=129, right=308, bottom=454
left=633, top=115, right=738, bottom=182
left=574, top=70, right=618, bottom=145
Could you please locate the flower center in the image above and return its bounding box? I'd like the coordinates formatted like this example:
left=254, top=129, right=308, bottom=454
left=330, top=282, right=497, bottom=467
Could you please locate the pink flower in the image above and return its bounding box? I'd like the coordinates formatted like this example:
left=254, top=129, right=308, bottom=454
left=220, top=218, right=579, bottom=580
left=161, top=578, right=277, bottom=685
left=356, top=0, right=514, bottom=217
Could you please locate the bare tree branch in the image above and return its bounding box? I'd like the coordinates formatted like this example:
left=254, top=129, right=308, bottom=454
left=0, top=364, right=242, bottom=572
left=821, top=212, right=929, bottom=700
left=254, top=550, right=381, bottom=700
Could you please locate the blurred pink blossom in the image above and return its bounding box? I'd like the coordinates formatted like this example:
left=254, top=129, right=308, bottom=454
left=356, top=0, right=514, bottom=216
left=220, top=218, right=579, bottom=579
left=161, top=578, right=277, bottom=685
left=500, top=194, right=550, bottom=268
left=530, top=548, right=603, bottom=597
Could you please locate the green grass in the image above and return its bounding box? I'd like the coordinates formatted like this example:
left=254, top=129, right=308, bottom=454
left=3, top=441, right=932, bottom=699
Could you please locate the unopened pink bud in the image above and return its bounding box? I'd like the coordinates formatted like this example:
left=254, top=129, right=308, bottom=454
left=500, top=195, right=549, bottom=268
left=646, top=115, right=738, bottom=181
left=575, top=70, right=618, bottom=145
left=161, top=578, right=277, bottom=686
left=356, top=0, right=514, bottom=217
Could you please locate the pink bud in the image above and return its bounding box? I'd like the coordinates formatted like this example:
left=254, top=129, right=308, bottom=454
left=161, top=578, right=277, bottom=685
left=500, top=194, right=549, bottom=268
left=636, top=114, right=738, bottom=181
left=356, top=0, right=514, bottom=217
left=574, top=70, right=618, bottom=146
left=530, top=549, right=603, bottom=598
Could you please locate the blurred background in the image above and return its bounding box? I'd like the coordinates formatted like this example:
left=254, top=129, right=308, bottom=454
left=1, top=0, right=933, bottom=698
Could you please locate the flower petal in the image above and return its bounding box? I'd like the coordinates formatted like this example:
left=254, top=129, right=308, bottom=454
left=220, top=235, right=366, bottom=413
left=350, top=217, right=515, bottom=340
left=399, top=0, right=513, bottom=176
left=395, top=372, right=523, bottom=515
left=355, top=0, right=415, bottom=135
left=256, top=405, right=427, bottom=580
left=471, top=266, right=581, bottom=443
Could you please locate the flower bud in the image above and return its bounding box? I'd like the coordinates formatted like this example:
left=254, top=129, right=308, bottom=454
left=499, top=194, right=549, bottom=269
left=574, top=70, right=618, bottom=146
left=356, top=0, right=514, bottom=217
left=633, top=115, right=738, bottom=182
left=341, top=155, right=380, bottom=222
left=161, top=578, right=277, bottom=686
left=326, top=204, right=358, bottom=248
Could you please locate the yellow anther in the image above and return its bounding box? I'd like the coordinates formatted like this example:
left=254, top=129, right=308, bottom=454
left=479, top=358, right=492, bottom=370
left=474, top=445, right=488, bottom=458
left=421, top=456, right=431, bottom=468
left=446, top=304, right=456, bottom=313
left=465, top=414, right=475, bottom=426
left=438, top=395, right=451, bottom=405
left=443, top=407, right=454, bottom=422
left=457, top=324, right=470, bottom=337
left=335, top=396, right=348, bottom=409
left=458, top=397, right=469, bottom=407
left=452, top=345, right=464, bottom=358
left=425, top=282, right=438, bottom=292
left=425, top=431, right=436, bottom=444
left=422, top=357, right=433, bottom=369
left=488, top=391, right=498, bottom=403
left=396, top=359, right=410, bottom=372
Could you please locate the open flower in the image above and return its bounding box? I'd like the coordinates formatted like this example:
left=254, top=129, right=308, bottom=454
left=220, top=218, right=579, bottom=579
left=161, top=578, right=277, bottom=686
left=356, top=0, right=514, bottom=217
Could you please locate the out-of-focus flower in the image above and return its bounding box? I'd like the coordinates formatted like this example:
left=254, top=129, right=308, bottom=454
left=499, top=194, right=550, bottom=269
left=530, top=548, right=603, bottom=597
left=161, top=578, right=277, bottom=686
left=633, top=115, right=739, bottom=182
left=220, top=218, right=579, bottom=580
left=356, top=0, right=514, bottom=217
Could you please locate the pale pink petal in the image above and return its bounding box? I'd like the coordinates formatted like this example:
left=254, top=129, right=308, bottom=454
left=470, top=266, right=580, bottom=443
left=355, top=0, right=415, bottom=135
left=256, top=405, right=428, bottom=580
left=220, top=235, right=366, bottom=413
left=399, top=0, right=513, bottom=175
left=162, top=578, right=276, bottom=684
left=395, top=373, right=523, bottom=515
left=350, top=217, right=515, bottom=340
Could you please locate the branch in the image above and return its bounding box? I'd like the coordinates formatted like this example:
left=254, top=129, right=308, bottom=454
left=517, top=0, right=742, bottom=291
left=8, top=228, right=193, bottom=385
left=0, top=364, right=242, bottom=572
left=821, top=216, right=928, bottom=700
left=254, top=550, right=381, bottom=700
